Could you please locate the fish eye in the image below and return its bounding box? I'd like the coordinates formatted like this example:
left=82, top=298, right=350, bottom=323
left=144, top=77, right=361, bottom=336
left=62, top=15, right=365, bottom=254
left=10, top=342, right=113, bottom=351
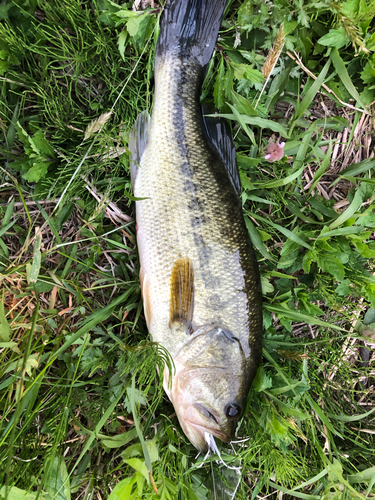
left=225, top=402, right=242, bottom=419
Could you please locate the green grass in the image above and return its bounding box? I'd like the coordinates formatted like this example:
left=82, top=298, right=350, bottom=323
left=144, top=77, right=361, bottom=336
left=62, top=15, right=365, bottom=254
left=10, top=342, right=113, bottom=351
left=1, top=0, right=375, bottom=499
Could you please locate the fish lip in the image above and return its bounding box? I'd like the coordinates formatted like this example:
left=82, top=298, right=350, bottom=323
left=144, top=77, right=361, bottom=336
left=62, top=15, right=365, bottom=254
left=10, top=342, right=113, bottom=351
left=184, top=419, right=230, bottom=443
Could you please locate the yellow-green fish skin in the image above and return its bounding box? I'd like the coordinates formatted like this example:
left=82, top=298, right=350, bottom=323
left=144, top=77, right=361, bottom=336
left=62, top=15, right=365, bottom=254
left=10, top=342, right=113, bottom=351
left=130, top=12, right=262, bottom=453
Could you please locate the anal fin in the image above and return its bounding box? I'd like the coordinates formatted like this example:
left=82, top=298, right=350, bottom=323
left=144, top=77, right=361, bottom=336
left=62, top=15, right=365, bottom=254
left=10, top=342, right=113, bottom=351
left=169, top=258, right=194, bottom=331
left=128, top=110, right=151, bottom=189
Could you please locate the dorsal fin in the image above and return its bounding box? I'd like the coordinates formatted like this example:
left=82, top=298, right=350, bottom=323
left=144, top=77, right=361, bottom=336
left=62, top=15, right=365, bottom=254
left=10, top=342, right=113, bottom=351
left=128, top=110, right=151, bottom=188
left=169, top=258, right=194, bottom=330
left=201, top=107, right=241, bottom=196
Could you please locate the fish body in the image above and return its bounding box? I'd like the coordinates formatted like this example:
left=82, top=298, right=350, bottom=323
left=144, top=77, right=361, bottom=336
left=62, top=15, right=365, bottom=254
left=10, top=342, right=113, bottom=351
left=129, top=0, right=262, bottom=453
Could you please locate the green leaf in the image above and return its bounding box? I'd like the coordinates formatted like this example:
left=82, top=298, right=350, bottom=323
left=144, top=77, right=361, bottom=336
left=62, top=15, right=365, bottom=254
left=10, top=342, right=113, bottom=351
left=318, top=27, right=350, bottom=49
left=328, top=406, right=375, bottom=423
left=29, top=234, right=42, bottom=283
left=0, top=341, right=17, bottom=349
left=284, top=20, right=298, bottom=35
left=360, top=61, right=375, bottom=84
left=115, top=8, right=139, bottom=19
left=130, top=377, right=153, bottom=482
left=328, top=188, right=364, bottom=229
left=0, top=487, right=41, bottom=500
left=245, top=216, right=276, bottom=262
left=294, top=59, right=331, bottom=122
left=270, top=381, right=310, bottom=397
left=305, top=395, right=343, bottom=437
left=265, top=391, right=309, bottom=420
left=253, top=366, right=273, bottom=392
left=100, top=428, right=138, bottom=448
left=126, top=15, right=144, bottom=36
left=127, top=13, right=154, bottom=50
left=316, top=226, right=365, bottom=239
left=230, top=62, right=264, bottom=83
left=255, top=165, right=305, bottom=189
left=46, top=457, right=71, bottom=500
left=348, top=466, right=375, bottom=484
left=107, top=476, right=137, bottom=500
left=31, top=130, right=55, bottom=157
left=330, top=47, right=367, bottom=108
left=308, top=140, right=332, bottom=195
left=215, top=113, right=289, bottom=138
left=317, top=254, right=345, bottom=281
left=341, top=157, right=375, bottom=176
left=118, top=30, right=128, bottom=60
left=231, top=91, right=258, bottom=116
left=265, top=304, right=344, bottom=331
left=261, top=275, right=274, bottom=294
left=268, top=481, right=320, bottom=500
left=213, top=56, right=225, bottom=109
left=252, top=214, right=313, bottom=251
left=124, top=386, right=147, bottom=413
left=22, top=162, right=50, bottom=183
left=336, top=279, right=352, bottom=296
left=124, top=458, right=149, bottom=482
left=0, top=294, right=10, bottom=341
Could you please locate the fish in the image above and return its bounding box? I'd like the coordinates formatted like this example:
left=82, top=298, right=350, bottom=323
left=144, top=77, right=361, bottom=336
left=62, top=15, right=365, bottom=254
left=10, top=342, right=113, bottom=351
left=129, top=0, right=263, bottom=454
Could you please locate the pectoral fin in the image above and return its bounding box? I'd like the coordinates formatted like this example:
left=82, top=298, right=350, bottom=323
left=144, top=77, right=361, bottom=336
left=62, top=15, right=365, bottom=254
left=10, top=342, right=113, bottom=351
left=128, top=110, right=151, bottom=188
left=169, top=258, right=194, bottom=331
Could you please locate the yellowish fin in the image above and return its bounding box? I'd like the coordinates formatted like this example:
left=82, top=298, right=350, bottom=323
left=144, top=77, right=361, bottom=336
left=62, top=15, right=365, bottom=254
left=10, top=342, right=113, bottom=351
left=169, top=258, right=194, bottom=330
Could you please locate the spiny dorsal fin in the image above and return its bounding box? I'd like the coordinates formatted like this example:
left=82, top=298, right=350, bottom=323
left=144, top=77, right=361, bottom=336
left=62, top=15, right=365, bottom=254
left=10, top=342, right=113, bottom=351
left=128, top=110, right=151, bottom=188
left=169, top=258, right=194, bottom=330
left=201, top=106, right=241, bottom=197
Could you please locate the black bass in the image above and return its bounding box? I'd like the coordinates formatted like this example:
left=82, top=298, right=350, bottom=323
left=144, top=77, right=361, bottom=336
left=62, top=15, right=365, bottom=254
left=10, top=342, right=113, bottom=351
left=129, top=0, right=262, bottom=453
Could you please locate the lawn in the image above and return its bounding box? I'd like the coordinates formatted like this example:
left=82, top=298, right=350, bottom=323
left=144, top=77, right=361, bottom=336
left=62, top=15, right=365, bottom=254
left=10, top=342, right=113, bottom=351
left=0, top=0, right=375, bottom=499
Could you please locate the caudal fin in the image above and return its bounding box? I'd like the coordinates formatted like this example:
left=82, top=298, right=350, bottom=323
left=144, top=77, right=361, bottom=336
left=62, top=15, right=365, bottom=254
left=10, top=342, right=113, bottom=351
left=156, top=0, right=226, bottom=69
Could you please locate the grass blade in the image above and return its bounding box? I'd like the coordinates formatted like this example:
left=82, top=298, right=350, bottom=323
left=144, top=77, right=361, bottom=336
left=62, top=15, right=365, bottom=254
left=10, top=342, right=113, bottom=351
left=265, top=304, right=344, bottom=331
left=214, top=111, right=289, bottom=138
left=226, top=104, right=256, bottom=145
left=328, top=189, right=364, bottom=229
left=330, top=48, right=367, bottom=108
left=294, top=59, right=331, bottom=123
left=245, top=216, right=276, bottom=262
left=251, top=214, right=313, bottom=251
left=254, top=165, right=305, bottom=188
left=130, top=377, right=156, bottom=491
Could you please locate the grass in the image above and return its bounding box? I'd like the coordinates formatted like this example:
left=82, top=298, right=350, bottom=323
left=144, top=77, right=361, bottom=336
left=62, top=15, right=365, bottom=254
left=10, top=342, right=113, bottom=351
left=1, top=0, right=375, bottom=498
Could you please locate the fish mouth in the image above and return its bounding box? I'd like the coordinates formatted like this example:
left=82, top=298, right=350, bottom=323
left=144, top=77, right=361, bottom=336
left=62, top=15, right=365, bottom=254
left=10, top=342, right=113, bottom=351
left=184, top=419, right=230, bottom=443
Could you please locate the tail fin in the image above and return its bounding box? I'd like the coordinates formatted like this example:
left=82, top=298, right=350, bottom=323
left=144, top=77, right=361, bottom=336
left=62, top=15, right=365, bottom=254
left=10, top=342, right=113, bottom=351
left=156, top=0, right=226, bottom=69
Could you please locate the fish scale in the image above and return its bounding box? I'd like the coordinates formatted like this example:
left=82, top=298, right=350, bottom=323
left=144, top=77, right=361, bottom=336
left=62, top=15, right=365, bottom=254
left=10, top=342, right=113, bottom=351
left=129, top=0, right=262, bottom=453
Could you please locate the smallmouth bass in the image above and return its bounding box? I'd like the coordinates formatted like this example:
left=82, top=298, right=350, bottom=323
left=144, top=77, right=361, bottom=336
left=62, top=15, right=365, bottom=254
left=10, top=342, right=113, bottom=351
left=129, top=0, right=262, bottom=453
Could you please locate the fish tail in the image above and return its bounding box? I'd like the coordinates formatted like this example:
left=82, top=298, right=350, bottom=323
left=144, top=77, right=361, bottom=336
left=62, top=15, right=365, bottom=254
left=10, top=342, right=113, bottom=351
left=156, top=0, right=226, bottom=69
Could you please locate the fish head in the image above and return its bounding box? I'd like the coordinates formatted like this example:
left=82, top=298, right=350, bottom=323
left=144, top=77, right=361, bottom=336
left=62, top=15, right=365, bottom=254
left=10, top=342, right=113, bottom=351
left=164, top=325, right=255, bottom=453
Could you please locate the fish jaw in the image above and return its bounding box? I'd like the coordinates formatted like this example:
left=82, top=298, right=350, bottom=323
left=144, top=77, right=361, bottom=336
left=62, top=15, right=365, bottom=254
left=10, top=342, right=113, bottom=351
left=183, top=407, right=231, bottom=453
left=163, top=361, right=235, bottom=453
